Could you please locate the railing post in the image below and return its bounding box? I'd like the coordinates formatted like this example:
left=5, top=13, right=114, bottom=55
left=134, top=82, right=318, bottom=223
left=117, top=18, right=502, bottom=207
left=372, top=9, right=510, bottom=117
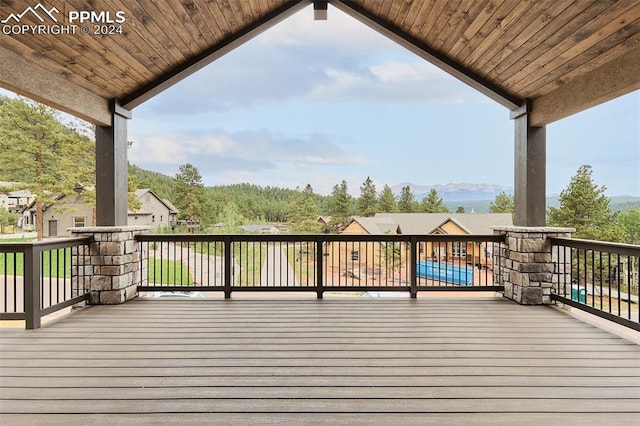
left=224, top=236, right=232, bottom=299
left=316, top=237, right=324, bottom=299
left=409, top=237, right=417, bottom=298
left=23, top=245, right=41, bottom=329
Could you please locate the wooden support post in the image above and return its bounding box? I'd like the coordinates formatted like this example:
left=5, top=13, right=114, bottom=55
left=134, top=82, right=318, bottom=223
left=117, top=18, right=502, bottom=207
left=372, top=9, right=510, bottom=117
left=512, top=103, right=546, bottom=227
left=409, top=237, right=417, bottom=298
left=95, top=100, right=131, bottom=226
left=316, top=238, right=324, bottom=299
left=224, top=237, right=232, bottom=299
left=23, top=246, right=41, bottom=329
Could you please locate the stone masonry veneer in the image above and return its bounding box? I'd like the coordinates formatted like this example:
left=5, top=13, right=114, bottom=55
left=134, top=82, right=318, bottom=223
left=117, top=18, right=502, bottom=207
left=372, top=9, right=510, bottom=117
left=70, top=226, right=149, bottom=304
left=493, top=226, right=574, bottom=305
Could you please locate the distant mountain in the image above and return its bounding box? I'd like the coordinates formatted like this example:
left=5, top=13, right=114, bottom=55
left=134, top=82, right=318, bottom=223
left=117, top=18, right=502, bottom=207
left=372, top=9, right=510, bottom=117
left=391, top=182, right=513, bottom=202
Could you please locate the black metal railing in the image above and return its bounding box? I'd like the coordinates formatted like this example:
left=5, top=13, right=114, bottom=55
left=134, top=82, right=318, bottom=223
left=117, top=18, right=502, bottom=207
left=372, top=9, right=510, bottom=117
left=0, top=237, right=92, bottom=329
left=550, top=237, right=639, bottom=331
left=136, top=234, right=505, bottom=298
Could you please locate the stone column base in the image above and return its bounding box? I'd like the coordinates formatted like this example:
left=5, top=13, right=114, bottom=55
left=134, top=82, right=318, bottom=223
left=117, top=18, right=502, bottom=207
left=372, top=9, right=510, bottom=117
left=70, top=226, right=149, bottom=304
left=494, top=226, right=574, bottom=305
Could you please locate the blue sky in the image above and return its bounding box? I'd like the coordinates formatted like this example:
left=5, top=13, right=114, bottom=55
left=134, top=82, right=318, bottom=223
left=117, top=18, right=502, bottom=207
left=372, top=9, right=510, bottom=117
left=6, top=5, right=640, bottom=197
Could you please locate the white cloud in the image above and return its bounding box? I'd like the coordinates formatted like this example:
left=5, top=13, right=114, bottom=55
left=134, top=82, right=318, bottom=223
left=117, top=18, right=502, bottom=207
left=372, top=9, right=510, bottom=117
left=305, top=61, right=476, bottom=104
left=129, top=129, right=365, bottom=168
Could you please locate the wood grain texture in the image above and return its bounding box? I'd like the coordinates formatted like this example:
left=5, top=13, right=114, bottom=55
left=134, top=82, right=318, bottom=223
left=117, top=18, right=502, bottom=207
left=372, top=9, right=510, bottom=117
left=1, top=297, right=638, bottom=423
left=1, top=0, right=638, bottom=123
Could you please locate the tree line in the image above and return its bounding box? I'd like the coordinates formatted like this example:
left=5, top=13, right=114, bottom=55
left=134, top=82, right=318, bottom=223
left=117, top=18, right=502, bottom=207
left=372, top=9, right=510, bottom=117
left=1, top=96, right=638, bottom=244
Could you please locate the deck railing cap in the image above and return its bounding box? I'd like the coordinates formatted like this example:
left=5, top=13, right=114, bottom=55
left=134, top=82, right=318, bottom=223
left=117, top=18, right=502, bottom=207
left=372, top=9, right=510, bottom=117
left=69, top=226, right=150, bottom=233
left=492, top=226, right=575, bottom=233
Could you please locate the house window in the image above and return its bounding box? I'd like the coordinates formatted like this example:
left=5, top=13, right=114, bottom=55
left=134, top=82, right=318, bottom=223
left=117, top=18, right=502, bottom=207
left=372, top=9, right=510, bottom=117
left=351, top=250, right=359, bottom=261
left=152, top=215, right=156, bottom=223
left=160, top=215, right=163, bottom=222
left=73, top=217, right=85, bottom=227
left=452, top=242, right=467, bottom=258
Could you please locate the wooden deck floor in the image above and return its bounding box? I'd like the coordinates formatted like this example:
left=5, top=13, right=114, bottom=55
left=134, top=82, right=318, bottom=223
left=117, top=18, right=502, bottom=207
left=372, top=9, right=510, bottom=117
left=1, top=297, right=639, bottom=425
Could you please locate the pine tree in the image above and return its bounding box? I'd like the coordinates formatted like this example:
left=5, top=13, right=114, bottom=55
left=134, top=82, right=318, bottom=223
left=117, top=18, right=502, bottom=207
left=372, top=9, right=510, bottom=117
left=288, top=184, right=320, bottom=233
left=378, top=184, right=398, bottom=213
left=327, top=180, right=351, bottom=232
left=489, top=191, right=514, bottom=213
left=420, top=189, right=449, bottom=213
left=174, top=163, right=208, bottom=224
left=547, top=165, right=616, bottom=240
left=357, top=176, right=378, bottom=217
left=0, top=97, right=95, bottom=240
left=614, top=207, right=640, bottom=244
left=398, top=185, right=417, bottom=213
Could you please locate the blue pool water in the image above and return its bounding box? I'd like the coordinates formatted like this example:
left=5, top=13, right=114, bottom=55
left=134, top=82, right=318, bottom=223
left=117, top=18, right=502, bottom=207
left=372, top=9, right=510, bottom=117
left=417, top=260, right=474, bottom=286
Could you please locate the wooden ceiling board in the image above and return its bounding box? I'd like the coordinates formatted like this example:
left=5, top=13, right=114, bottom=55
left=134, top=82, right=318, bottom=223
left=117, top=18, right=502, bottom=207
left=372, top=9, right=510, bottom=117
left=526, top=22, right=640, bottom=99
left=452, top=0, right=522, bottom=65
left=202, top=1, right=233, bottom=37
left=446, top=0, right=508, bottom=59
left=172, top=1, right=217, bottom=48
left=400, top=0, right=428, bottom=34
left=414, top=0, right=444, bottom=37
left=66, top=1, right=160, bottom=85
left=466, top=0, right=562, bottom=70
left=1, top=0, right=638, bottom=125
left=506, top=0, right=640, bottom=97
left=437, top=0, right=491, bottom=53
left=157, top=0, right=207, bottom=55
left=481, top=0, right=581, bottom=79
left=110, top=2, right=179, bottom=70
left=428, top=0, right=467, bottom=52
left=419, top=0, right=452, bottom=41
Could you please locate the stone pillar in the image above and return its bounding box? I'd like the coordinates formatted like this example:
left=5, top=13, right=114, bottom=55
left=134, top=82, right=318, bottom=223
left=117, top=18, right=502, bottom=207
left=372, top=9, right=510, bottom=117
left=70, top=226, right=149, bottom=304
left=494, top=226, right=574, bottom=305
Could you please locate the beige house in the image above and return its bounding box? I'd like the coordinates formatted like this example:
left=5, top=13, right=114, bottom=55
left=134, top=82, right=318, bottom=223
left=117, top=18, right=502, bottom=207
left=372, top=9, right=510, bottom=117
left=25, top=189, right=178, bottom=237
left=326, top=213, right=513, bottom=273
left=128, top=189, right=179, bottom=230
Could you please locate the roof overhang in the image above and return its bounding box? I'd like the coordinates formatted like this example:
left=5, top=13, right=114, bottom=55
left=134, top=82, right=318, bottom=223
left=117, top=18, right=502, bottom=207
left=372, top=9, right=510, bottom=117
left=0, top=1, right=638, bottom=126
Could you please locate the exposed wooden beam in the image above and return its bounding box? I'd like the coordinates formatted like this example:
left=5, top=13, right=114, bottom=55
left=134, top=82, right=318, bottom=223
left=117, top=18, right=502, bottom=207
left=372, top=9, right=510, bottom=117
left=331, top=0, right=522, bottom=110
left=530, top=46, right=640, bottom=126
left=121, top=1, right=312, bottom=110
left=95, top=100, right=130, bottom=226
left=513, top=103, right=546, bottom=227
left=0, top=45, right=111, bottom=126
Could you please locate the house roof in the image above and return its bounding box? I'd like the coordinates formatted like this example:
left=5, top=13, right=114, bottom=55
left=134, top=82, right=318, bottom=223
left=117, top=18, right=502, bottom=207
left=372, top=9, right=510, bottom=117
left=241, top=224, right=278, bottom=233
left=347, top=216, right=398, bottom=235
left=129, top=188, right=179, bottom=214
left=1, top=1, right=637, bottom=127
left=161, top=199, right=180, bottom=214
left=348, top=212, right=513, bottom=235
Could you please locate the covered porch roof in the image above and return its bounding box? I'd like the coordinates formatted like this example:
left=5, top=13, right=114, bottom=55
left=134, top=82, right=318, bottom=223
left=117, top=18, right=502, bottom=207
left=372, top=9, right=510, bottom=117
left=1, top=0, right=638, bottom=226
left=1, top=0, right=638, bottom=126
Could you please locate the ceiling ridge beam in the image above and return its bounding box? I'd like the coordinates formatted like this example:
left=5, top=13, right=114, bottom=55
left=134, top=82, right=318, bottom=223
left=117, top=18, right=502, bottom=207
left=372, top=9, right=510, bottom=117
left=121, top=0, right=312, bottom=110
left=331, top=0, right=522, bottom=110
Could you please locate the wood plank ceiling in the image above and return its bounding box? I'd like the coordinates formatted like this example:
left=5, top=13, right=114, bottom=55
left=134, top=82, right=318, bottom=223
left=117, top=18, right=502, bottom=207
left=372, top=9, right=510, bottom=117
left=1, top=0, right=639, bottom=125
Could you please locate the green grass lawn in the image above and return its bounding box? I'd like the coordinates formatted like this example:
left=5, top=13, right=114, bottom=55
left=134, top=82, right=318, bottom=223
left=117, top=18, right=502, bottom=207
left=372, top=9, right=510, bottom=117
left=148, top=257, right=194, bottom=285
left=0, top=248, right=72, bottom=277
